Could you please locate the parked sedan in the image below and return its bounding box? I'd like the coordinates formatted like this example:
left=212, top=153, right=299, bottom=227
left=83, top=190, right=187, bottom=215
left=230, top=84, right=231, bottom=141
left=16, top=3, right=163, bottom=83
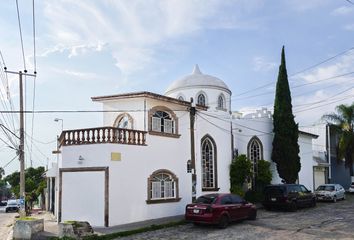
left=315, top=184, right=345, bottom=202
left=185, top=193, right=257, bottom=228
left=348, top=182, right=354, bottom=193
left=5, top=199, right=19, bottom=213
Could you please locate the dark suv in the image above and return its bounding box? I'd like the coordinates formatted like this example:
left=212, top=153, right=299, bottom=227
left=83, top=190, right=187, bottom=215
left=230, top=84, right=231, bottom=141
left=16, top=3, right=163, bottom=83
left=262, top=184, right=316, bottom=211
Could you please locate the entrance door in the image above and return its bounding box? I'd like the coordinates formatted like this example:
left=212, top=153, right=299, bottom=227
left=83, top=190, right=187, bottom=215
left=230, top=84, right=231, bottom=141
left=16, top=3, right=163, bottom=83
left=59, top=167, right=109, bottom=227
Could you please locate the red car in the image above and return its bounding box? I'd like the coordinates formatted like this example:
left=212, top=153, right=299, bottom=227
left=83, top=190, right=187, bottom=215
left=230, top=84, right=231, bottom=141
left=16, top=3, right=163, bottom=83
left=185, top=193, right=257, bottom=228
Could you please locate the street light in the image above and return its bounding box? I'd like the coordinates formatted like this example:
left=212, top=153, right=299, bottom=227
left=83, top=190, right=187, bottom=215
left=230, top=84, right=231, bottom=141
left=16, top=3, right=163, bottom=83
left=54, top=118, right=63, bottom=132
left=53, top=118, right=64, bottom=163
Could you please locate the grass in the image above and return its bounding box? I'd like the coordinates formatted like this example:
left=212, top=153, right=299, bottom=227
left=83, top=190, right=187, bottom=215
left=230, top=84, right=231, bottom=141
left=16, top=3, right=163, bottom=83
left=50, top=220, right=186, bottom=240
left=17, top=217, right=37, bottom=221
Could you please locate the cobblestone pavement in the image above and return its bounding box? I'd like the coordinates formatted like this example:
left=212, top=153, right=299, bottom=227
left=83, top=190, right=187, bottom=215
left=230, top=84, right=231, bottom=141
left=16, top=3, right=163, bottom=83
left=0, top=211, right=17, bottom=240
left=116, top=194, right=354, bottom=240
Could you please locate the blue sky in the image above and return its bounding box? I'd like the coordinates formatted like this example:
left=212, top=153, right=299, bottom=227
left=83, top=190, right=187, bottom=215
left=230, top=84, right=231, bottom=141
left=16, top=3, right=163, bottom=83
left=0, top=0, right=354, bottom=174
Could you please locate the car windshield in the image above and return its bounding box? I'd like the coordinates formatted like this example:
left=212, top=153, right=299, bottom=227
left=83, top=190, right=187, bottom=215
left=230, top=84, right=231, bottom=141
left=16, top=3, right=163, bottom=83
left=7, top=200, right=17, bottom=205
left=195, top=195, right=217, bottom=204
left=316, top=185, right=334, bottom=191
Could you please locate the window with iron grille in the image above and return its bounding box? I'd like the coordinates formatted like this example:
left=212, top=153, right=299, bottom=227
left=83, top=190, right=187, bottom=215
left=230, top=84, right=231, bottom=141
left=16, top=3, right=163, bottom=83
left=202, top=137, right=216, bottom=189
left=248, top=137, right=263, bottom=174
left=197, top=94, right=206, bottom=106
left=217, top=94, right=224, bottom=109
left=152, top=111, right=174, bottom=133
left=149, top=172, right=176, bottom=200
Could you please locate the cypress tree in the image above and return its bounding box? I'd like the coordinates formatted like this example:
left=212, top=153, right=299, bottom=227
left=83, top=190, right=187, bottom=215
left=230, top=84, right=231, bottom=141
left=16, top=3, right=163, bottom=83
left=271, top=46, right=300, bottom=183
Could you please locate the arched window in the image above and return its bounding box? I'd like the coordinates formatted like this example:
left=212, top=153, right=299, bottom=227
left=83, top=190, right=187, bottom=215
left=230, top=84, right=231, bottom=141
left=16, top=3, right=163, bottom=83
left=146, top=169, right=180, bottom=204
left=201, top=135, right=218, bottom=190
left=217, top=94, right=225, bottom=109
left=247, top=136, right=263, bottom=176
left=149, top=106, right=178, bottom=136
left=113, top=113, right=133, bottom=129
left=177, top=95, right=184, bottom=101
left=152, top=111, right=174, bottom=133
left=197, top=94, right=206, bottom=106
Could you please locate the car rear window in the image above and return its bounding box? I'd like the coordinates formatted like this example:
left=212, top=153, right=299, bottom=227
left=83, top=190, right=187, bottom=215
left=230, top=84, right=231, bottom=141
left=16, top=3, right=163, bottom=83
left=316, top=185, right=334, bottom=191
left=264, top=186, right=286, bottom=196
left=195, top=195, right=217, bottom=204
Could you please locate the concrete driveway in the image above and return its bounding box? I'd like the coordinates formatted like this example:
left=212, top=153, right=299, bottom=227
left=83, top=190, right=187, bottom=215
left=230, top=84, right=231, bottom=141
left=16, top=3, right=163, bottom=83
left=116, top=194, right=354, bottom=240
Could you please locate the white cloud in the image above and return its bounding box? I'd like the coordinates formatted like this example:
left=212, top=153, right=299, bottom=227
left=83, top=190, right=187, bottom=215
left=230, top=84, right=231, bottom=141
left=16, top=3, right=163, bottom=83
left=331, top=6, right=354, bottom=16
left=63, top=70, right=98, bottom=80
left=287, top=0, right=331, bottom=12
left=252, top=56, right=277, bottom=72
left=298, top=53, right=354, bottom=84
left=344, top=24, right=354, bottom=31
left=40, top=1, right=259, bottom=77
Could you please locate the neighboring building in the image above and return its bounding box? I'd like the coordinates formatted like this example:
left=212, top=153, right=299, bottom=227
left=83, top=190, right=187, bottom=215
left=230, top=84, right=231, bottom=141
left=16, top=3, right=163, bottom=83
left=233, top=108, right=318, bottom=191
left=48, top=65, right=319, bottom=227
left=303, top=123, right=354, bottom=190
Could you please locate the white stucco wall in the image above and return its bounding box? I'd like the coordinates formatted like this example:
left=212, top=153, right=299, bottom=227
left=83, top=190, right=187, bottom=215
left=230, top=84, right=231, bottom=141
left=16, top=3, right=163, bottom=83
left=298, top=134, right=315, bottom=191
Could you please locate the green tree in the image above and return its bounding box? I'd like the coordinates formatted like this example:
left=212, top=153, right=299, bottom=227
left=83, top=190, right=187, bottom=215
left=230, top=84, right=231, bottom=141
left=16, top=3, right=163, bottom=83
left=322, top=103, right=354, bottom=176
left=271, top=46, right=300, bottom=183
left=255, top=160, right=272, bottom=191
left=230, top=154, right=252, bottom=196
left=0, top=167, right=4, bottom=180
left=4, top=167, right=46, bottom=208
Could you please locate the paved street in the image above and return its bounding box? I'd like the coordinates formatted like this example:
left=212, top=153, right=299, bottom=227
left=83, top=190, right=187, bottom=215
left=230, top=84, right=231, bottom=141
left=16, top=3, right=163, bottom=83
left=0, top=208, right=16, bottom=240
left=116, top=194, right=354, bottom=240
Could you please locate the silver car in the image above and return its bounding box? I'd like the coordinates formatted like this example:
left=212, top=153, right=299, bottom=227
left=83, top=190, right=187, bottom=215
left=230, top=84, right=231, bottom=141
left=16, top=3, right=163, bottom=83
left=315, top=184, right=345, bottom=202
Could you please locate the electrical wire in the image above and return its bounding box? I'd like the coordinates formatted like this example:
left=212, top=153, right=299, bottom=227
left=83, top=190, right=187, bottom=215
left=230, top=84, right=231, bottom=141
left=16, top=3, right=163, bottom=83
left=15, top=0, right=26, bottom=70
left=32, top=0, right=37, bottom=74
left=2, top=154, right=19, bottom=169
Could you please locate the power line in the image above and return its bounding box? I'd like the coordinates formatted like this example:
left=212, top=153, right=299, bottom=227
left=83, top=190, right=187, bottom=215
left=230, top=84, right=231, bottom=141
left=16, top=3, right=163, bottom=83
left=15, top=0, right=27, bottom=70
left=2, top=154, right=19, bottom=169
left=289, top=47, right=354, bottom=77
left=32, top=0, right=37, bottom=73
left=231, top=46, right=354, bottom=102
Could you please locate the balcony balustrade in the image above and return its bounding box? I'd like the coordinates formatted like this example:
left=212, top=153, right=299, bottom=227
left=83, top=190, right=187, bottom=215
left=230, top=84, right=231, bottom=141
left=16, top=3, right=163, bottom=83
left=58, top=127, right=147, bottom=147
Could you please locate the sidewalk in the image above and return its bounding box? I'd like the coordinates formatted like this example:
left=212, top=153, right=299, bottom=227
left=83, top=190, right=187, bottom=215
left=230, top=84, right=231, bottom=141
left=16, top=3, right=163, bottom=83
left=93, top=215, right=185, bottom=235
left=33, top=212, right=184, bottom=238
left=31, top=210, right=59, bottom=239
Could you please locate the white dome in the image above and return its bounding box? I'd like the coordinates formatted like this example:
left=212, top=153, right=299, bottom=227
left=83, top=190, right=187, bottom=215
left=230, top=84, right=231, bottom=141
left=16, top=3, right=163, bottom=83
left=165, top=65, right=231, bottom=95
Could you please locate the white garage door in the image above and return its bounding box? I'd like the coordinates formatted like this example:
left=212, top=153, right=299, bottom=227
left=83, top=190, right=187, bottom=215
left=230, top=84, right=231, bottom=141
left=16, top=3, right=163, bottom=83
left=62, top=171, right=105, bottom=226
left=314, top=168, right=326, bottom=190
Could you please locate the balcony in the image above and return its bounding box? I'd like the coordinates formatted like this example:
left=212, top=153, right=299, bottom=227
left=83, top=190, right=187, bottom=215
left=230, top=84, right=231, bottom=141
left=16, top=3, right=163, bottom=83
left=59, top=127, right=147, bottom=147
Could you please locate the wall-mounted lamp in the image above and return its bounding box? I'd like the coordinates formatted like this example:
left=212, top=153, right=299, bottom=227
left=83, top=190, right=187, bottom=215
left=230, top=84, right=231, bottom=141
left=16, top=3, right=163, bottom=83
left=78, top=155, right=84, bottom=163
left=187, top=159, right=192, bottom=173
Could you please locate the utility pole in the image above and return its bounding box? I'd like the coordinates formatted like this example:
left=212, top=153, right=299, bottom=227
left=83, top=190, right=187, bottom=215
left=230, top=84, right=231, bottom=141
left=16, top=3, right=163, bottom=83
left=189, top=98, right=197, bottom=202
left=5, top=69, right=36, bottom=217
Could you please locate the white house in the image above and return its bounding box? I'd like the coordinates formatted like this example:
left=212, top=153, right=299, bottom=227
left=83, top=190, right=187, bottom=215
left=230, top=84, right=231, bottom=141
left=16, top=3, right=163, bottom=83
left=49, top=65, right=318, bottom=227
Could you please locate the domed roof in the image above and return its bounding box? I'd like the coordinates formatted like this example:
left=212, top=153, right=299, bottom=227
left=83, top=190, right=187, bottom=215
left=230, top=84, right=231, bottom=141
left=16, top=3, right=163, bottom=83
left=165, top=65, right=231, bottom=95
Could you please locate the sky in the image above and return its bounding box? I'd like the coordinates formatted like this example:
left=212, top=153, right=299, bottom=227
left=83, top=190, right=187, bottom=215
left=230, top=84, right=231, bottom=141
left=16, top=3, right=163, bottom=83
left=0, top=0, right=354, bottom=175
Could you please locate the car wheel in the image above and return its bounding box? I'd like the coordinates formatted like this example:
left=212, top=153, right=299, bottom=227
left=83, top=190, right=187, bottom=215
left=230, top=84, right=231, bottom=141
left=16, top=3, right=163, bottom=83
left=218, top=215, right=229, bottom=229
left=290, top=201, right=297, bottom=212
left=333, top=196, right=337, bottom=203
left=264, top=205, right=271, bottom=211
left=248, top=210, right=257, bottom=220
left=193, top=222, right=201, bottom=226
left=5, top=209, right=8, bottom=213
left=311, top=199, right=316, bottom=207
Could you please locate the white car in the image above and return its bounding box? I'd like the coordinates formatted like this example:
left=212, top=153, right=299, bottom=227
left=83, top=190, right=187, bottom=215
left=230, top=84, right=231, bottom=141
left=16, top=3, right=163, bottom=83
left=315, top=184, right=346, bottom=202
left=348, top=183, right=354, bottom=193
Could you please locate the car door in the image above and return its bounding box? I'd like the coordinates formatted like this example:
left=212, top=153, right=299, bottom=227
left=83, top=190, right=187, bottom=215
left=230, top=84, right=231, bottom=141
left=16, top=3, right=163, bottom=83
left=337, top=184, right=345, bottom=199
left=220, top=195, right=237, bottom=221
left=299, top=185, right=312, bottom=206
left=231, top=194, right=248, bottom=219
